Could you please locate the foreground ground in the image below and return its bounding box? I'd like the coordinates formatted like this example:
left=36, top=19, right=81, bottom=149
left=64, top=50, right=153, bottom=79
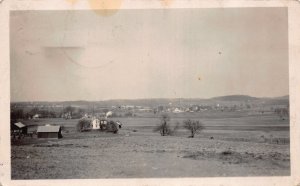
left=11, top=112, right=290, bottom=179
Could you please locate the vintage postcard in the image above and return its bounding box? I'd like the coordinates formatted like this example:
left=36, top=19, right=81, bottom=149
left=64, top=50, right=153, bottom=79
left=0, top=0, right=300, bottom=186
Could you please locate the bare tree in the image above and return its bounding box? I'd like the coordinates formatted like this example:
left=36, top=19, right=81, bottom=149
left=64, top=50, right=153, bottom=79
left=64, top=106, right=75, bottom=119
left=183, top=119, right=204, bottom=138
left=76, top=118, right=91, bottom=132
left=153, top=114, right=171, bottom=136
left=274, top=107, right=289, bottom=120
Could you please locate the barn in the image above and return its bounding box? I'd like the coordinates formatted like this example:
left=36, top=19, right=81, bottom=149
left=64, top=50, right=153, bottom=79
left=37, top=125, right=62, bottom=139
left=11, top=122, right=28, bottom=135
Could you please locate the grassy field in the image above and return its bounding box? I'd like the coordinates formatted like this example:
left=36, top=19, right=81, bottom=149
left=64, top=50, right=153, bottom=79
left=11, top=111, right=290, bottom=179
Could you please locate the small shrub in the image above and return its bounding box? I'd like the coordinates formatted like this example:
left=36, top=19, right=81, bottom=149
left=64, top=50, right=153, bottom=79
left=221, top=150, right=233, bottom=155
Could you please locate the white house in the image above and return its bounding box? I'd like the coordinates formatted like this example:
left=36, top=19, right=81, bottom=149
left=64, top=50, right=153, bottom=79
left=91, top=118, right=100, bottom=129
left=33, top=114, right=39, bottom=119
left=173, top=108, right=184, bottom=113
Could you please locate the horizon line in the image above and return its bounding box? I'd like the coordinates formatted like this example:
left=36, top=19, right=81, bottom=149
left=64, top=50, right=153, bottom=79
left=11, top=94, right=289, bottom=103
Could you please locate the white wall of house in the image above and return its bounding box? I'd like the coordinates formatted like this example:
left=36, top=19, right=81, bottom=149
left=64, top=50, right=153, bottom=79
left=92, top=119, right=100, bottom=129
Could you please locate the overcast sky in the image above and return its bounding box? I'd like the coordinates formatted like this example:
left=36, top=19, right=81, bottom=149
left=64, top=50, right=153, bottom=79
left=10, top=8, right=288, bottom=102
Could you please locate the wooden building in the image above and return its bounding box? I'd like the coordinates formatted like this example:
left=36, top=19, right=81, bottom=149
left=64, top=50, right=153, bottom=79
left=37, top=125, right=62, bottom=139
left=11, top=122, right=27, bottom=135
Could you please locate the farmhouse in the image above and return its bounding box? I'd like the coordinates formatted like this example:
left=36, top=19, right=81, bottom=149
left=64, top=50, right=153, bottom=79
left=37, top=125, right=62, bottom=139
left=33, top=114, right=39, bottom=119
left=91, top=118, right=100, bottom=129
left=138, top=108, right=153, bottom=112
left=11, top=122, right=27, bottom=134
left=173, top=108, right=184, bottom=113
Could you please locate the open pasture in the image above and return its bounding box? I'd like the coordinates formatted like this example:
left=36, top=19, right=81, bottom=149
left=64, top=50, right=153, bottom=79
left=11, top=110, right=290, bottom=179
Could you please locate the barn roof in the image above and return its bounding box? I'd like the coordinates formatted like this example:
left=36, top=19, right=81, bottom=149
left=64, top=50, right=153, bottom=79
left=37, top=126, right=60, bottom=133
left=14, top=122, right=26, bottom=128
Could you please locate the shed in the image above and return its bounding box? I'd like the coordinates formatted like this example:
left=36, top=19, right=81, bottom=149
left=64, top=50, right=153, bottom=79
left=11, top=122, right=27, bottom=134
left=37, top=125, right=62, bottom=139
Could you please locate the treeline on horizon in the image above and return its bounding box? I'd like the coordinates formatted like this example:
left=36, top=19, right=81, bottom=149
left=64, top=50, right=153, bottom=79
left=11, top=94, right=289, bottom=106
left=10, top=95, right=289, bottom=121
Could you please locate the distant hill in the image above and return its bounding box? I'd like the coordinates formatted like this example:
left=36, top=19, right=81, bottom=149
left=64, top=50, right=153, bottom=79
left=211, top=95, right=289, bottom=105
left=11, top=95, right=289, bottom=107
left=211, top=95, right=258, bottom=102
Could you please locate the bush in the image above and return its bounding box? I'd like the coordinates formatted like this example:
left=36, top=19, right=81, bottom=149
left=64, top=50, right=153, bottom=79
left=106, top=120, right=118, bottom=134
left=77, top=118, right=91, bottom=132
left=183, top=119, right=204, bottom=138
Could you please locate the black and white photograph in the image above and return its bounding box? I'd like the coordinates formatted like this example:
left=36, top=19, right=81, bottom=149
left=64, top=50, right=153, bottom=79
left=9, top=7, right=291, bottom=179
left=2, top=1, right=300, bottom=185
